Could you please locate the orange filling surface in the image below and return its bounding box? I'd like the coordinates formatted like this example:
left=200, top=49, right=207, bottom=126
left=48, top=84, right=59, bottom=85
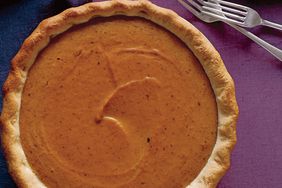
left=20, top=16, right=217, bottom=188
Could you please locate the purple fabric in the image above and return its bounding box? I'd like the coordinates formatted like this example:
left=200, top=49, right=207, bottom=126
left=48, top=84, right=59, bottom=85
left=147, top=1, right=282, bottom=187
left=60, top=0, right=282, bottom=187
left=85, top=0, right=282, bottom=187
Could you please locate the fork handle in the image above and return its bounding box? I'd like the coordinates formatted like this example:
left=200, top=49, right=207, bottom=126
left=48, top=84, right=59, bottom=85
left=261, top=20, right=282, bottom=31
left=227, top=23, right=282, bottom=61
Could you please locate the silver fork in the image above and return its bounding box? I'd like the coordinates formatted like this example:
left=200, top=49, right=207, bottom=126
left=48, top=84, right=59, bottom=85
left=200, top=0, right=282, bottom=30
left=178, top=0, right=282, bottom=61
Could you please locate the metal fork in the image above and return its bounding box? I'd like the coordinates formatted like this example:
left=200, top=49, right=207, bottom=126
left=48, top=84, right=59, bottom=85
left=178, top=0, right=282, bottom=61
left=200, top=0, right=282, bottom=30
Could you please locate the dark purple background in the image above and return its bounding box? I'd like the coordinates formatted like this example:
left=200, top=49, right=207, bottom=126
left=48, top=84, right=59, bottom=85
left=0, top=0, right=282, bottom=187
left=160, top=1, right=282, bottom=187
left=149, top=1, right=282, bottom=187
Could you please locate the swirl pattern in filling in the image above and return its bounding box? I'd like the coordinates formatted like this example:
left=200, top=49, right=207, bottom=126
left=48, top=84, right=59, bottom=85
left=20, top=16, right=217, bottom=188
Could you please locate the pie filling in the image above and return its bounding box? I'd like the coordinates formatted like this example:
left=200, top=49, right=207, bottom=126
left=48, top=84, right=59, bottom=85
left=20, top=16, right=217, bottom=187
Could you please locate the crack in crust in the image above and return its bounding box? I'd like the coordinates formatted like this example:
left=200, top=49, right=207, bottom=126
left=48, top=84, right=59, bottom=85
left=0, top=0, right=239, bottom=187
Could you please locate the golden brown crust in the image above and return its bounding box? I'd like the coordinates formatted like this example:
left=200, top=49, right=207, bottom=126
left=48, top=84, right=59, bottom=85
left=0, top=0, right=238, bottom=187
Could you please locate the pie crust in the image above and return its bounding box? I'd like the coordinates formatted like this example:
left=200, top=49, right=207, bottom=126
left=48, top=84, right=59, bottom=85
left=1, top=0, right=238, bottom=187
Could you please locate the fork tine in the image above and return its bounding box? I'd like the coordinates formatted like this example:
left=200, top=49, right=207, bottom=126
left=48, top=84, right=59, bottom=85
left=202, top=1, right=248, bottom=16
left=185, top=0, right=203, bottom=11
left=178, top=0, right=202, bottom=18
left=209, top=0, right=249, bottom=11
left=202, top=10, right=244, bottom=25
left=202, top=6, right=245, bottom=22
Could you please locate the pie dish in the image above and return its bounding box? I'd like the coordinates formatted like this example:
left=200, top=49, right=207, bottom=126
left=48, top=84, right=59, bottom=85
left=0, top=0, right=238, bottom=187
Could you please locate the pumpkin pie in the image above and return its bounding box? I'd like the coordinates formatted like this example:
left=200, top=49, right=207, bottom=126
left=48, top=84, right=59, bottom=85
left=1, top=0, right=238, bottom=187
